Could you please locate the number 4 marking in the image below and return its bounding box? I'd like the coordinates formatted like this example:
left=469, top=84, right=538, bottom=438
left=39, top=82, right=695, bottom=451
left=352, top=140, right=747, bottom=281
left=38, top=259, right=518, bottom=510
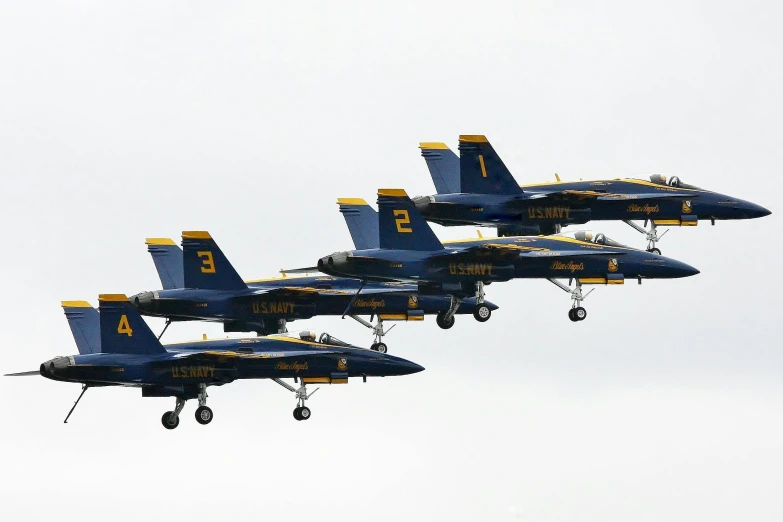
left=394, top=210, right=412, bottom=233
left=117, top=314, right=133, bottom=337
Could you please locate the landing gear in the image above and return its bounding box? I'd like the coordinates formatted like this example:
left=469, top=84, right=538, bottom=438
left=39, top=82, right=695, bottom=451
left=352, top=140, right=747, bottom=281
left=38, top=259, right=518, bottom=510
left=568, top=306, right=587, bottom=322
left=194, top=384, right=212, bottom=425
left=161, top=397, right=187, bottom=430
left=436, top=311, right=455, bottom=329
left=472, top=282, right=491, bottom=323
left=273, top=378, right=319, bottom=421
left=549, top=279, right=594, bottom=322
left=293, top=406, right=312, bottom=421
left=350, top=315, right=395, bottom=352
left=473, top=304, right=491, bottom=322
left=624, top=220, right=668, bottom=255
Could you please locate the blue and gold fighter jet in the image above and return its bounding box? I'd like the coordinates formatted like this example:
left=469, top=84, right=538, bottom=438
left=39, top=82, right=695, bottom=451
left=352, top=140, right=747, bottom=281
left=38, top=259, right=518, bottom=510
left=6, top=296, right=423, bottom=428
left=133, top=229, right=497, bottom=353
left=417, top=136, right=770, bottom=253
left=316, top=189, right=700, bottom=323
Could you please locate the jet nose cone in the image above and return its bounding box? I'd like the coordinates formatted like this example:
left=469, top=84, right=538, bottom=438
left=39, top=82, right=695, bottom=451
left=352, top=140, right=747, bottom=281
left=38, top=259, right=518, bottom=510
left=664, top=257, right=700, bottom=278
left=747, top=202, right=771, bottom=218
left=400, top=360, right=425, bottom=375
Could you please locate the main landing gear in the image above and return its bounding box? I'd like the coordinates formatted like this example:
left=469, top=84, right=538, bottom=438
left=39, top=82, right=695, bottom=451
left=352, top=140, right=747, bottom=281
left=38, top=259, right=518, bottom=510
left=436, top=295, right=461, bottom=329
left=472, top=281, right=492, bottom=323
left=548, top=279, right=594, bottom=322
left=161, top=384, right=212, bottom=430
left=273, top=378, right=319, bottom=421
left=349, top=315, right=393, bottom=353
left=624, top=220, right=668, bottom=255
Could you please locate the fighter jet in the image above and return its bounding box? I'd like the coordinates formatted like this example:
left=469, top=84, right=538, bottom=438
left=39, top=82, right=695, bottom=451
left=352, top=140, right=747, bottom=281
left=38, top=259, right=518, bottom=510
left=6, top=296, right=423, bottom=428
left=133, top=231, right=497, bottom=353
left=416, top=136, right=771, bottom=253
left=315, top=189, right=700, bottom=323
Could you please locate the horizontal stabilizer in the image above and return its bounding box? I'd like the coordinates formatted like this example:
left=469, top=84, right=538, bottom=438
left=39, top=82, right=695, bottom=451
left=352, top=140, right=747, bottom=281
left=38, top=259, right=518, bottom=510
left=5, top=370, right=40, bottom=377
left=419, top=142, right=460, bottom=194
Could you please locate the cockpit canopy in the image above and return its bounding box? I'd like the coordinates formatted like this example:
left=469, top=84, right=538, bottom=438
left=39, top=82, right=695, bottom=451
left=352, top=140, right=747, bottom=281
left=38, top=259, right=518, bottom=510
left=559, top=230, right=628, bottom=248
left=297, top=331, right=351, bottom=347
left=649, top=174, right=700, bottom=190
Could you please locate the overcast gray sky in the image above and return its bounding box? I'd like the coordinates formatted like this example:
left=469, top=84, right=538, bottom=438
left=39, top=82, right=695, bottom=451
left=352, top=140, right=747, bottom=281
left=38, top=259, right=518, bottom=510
left=1, top=1, right=781, bottom=521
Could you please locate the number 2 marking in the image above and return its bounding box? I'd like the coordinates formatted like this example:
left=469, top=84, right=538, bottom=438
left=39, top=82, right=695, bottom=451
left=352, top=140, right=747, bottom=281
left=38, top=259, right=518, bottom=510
left=394, top=210, right=412, bottom=233
left=198, top=251, right=216, bottom=273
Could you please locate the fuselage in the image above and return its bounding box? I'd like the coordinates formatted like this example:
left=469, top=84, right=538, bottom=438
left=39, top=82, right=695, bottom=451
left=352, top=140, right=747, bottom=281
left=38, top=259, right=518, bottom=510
left=415, top=178, right=770, bottom=232
left=38, top=335, right=424, bottom=396
left=132, top=274, right=497, bottom=332
left=318, top=234, right=699, bottom=291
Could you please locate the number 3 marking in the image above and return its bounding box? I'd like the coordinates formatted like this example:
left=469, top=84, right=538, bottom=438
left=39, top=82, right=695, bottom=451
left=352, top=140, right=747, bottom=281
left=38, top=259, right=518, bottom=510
left=198, top=251, right=216, bottom=273
left=394, top=210, right=412, bottom=233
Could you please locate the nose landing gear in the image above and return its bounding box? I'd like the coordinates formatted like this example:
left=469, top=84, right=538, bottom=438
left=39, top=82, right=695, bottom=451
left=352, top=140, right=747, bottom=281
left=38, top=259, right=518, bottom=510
left=549, top=279, right=593, bottom=322
left=349, top=315, right=393, bottom=353
left=624, top=220, right=668, bottom=255
left=273, top=378, right=319, bottom=421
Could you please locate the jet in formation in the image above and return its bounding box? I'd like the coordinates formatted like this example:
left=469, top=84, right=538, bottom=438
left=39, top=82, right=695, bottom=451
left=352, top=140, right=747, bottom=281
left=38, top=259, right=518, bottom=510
left=6, top=295, right=423, bottom=428
left=315, top=189, right=699, bottom=322
left=416, top=135, right=770, bottom=253
left=132, top=227, right=496, bottom=353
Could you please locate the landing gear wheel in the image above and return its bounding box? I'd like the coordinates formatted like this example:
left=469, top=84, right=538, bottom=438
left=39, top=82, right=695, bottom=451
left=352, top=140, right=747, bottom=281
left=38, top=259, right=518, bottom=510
left=370, top=343, right=379, bottom=351
left=473, top=305, right=491, bottom=322
left=574, top=307, right=587, bottom=321
left=436, top=312, right=455, bottom=330
left=195, top=406, right=213, bottom=425
left=293, top=407, right=302, bottom=420
left=161, top=411, right=179, bottom=430
left=299, top=406, right=311, bottom=420
left=568, top=309, right=578, bottom=322
left=375, top=342, right=388, bottom=354
left=647, top=247, right=661, bottom=255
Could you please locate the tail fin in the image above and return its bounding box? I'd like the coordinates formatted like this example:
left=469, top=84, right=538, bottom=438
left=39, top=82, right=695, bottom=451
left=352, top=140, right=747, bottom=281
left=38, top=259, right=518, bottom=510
left=377, top=189, right=444, bottom=251
left=181, top=231, right=247, bottom=290
left=98, top=294, right=166, bottom=355
left=419, top=142, right=461, bottom=194
left=458, top=135, right=523, bottom=195
left=146, top=238, right=184, bottom=290
left=62, top=301, right=101, bottom=355
left=337, top=198, right=379, bottom=250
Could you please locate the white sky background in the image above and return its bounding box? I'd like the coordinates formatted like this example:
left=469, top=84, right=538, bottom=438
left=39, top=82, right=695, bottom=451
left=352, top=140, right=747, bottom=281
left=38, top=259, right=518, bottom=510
left=1, top=1, right=781, bottom=520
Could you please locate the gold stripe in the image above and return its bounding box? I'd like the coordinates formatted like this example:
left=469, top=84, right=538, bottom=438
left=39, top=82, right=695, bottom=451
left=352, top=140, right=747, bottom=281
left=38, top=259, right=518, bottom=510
left=459, top=135, right=489, bottom=143
left=378, top=188, right=408, bottom=197
left=577, top=278, right=607, bottom=284
left=408, top=315, right=425, bottom=321
left=478, top=155, right=487, bottom=177
left=652, top=219, right=682, bottom=225
left=61, top=300, right=92, bottom=308
left=379, top=314, right=407, bottom=320
left=145, top=237, right=176, bottom=246
left=182, top=231, right=212, bottom=239
left=302, top=377, right=331, bottom=384
left=98, top=294, right=129, bottom=302
left=331, top=378, right=348, bottom=384
left=336, top=198, right=368, bottom=205
left=681, top=221, right=698, bottom=227
left=607, top=279, right=625, bottom=285
left=419, top=142, right=449, bottom=149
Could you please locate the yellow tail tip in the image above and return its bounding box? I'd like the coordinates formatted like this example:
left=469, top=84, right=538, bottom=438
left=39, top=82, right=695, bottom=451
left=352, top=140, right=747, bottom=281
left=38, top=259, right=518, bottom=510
left=61, top=300, right=92, bottom=308
left=459, top=135, right=488, bottom=143
left=419, top=142, right=449, bottom=149
left=145, top=237, right=176, bottom=246
left=378, top=188, right=409, bottom=197
left=98, top=294, right=129, bottom=302
left=336, top=198, right=369, bottom=205
left=182, top=231, right=212, bottom=240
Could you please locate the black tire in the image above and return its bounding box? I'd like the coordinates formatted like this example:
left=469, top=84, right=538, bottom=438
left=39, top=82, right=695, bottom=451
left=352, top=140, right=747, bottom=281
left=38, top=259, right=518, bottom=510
left=574, top=307, right=587, bottom=321
left=195, top=406, right=213, bottom=425
left=161, top=411, right=179, bottom=430
left=436, top=312, right=455, bottom=330
left=299, top=406, right=311, bottom=420
left=376, top=342, right=388, bottom=354
left=293, top=407, right=302, bottom=420
left=648, top=247, right=661, bottom=255
left=473, top=304, right=491, bottom=322
left=568, top=309, right=578, bottom=322
left=370, top=343, right=379, bottom=351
